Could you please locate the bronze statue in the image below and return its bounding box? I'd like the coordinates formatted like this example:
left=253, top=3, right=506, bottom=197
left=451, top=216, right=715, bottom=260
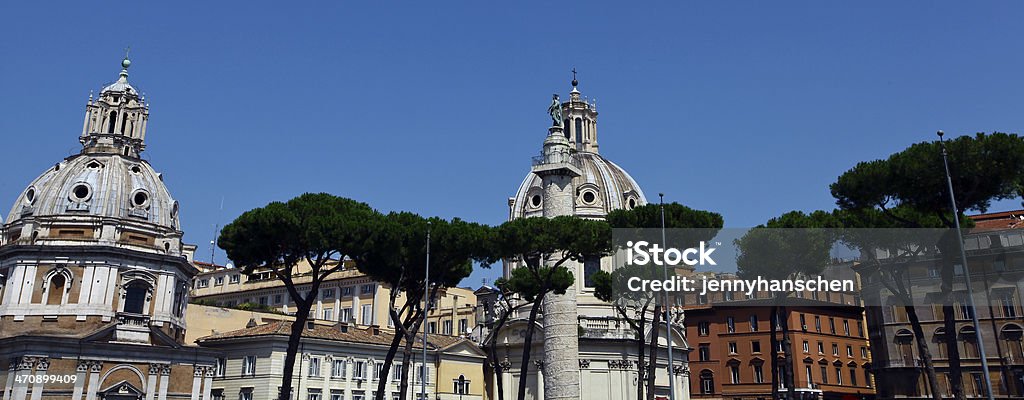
left=548, top=94, right=563, bottom=128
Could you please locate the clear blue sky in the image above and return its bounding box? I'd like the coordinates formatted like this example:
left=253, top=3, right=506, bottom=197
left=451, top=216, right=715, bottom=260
left=2, top=2, right=1023, bottom=287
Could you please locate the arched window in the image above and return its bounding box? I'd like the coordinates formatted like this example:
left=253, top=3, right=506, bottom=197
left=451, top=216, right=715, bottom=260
left=107, top=111, right=118, bottom=133
left=933, top=328, right=948, bottom=359
left=574, top=118, right=583, bottom=146
left=46, top=274, right=66, bottom=305
left=1002, top=324, right=1024, bottom=362
left=960, top=326, right=979, bottom=358
left=123, top=281, right=149, bottom=314
left=894, top=329, right=915, bottom=365
left=699, top=370, right=715, bottom=394
left=120, top=112, right=128, bottom=134
left=563, top=119, right=570, bottom=139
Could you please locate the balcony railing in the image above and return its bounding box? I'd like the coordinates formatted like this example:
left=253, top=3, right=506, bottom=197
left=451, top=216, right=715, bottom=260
left=116, top=312, right=150, bottom=328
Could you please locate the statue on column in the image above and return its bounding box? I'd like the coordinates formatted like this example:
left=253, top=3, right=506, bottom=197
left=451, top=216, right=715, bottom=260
left=548, top=94, right=563, bottom=128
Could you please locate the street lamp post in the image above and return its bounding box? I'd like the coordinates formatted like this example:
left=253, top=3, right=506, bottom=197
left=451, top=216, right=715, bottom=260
left=660, top=193, right=677, bottom=400
left=422, top=221, right=431, bottom=400
left=937, top=130, right=994, bottom=400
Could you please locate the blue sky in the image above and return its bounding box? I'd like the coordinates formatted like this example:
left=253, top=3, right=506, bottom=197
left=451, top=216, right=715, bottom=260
left=2, top=2, right=1023, bottom=287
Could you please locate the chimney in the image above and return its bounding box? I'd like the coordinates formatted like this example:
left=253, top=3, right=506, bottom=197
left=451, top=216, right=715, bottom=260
left=306, top=320, right=315, bottom=330
left=335, top=321, right=349, bottom=333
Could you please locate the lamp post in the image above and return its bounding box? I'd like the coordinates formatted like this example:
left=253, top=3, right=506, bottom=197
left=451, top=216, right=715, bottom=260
left=937, top=130, right=994, bottom=400
left=422, top=221, right=431, bottom=400
left=660, top=193, right=676, bottom=400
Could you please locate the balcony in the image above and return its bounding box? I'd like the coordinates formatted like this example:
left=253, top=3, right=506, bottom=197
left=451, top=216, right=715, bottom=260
left=578, top=316, right=635, bottom=340
left=114, top=312, right=151, bottom=343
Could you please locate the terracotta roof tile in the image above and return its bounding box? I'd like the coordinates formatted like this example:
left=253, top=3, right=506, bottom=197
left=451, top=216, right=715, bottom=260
left=198, top=321, right=469, bottom=351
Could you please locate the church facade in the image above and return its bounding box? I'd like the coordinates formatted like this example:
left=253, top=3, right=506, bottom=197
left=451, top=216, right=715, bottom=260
left=0, top=57, right=220, bottom=400
left=486, top=78, right=690, bottom=400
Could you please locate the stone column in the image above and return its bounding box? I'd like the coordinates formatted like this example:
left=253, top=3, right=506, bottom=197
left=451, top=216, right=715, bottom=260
left=29, top=357, right=48, bottom=400
left=201, top=367, right=214, bottom=400
left=85, top=361, right=102, bottom=400
left=297, top=354, right=310, bottom=400
left=71, top=361, right=88, bottom=400
left=190, top=366, right=203, bottom=400
left=534, top=125, right=581, bottom=400
left=3, top=360, right=16, bottom=400
left=145, top=364, right=160, bottom=400
left=157, top=365, right=170, bottom=400
left=10, top=356, right=34, bottom=400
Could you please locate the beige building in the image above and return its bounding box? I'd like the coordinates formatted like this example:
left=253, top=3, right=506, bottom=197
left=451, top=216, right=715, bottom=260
left=196, top=321, right=486, bottom=400
left=190, top=261, right=478, bottom=338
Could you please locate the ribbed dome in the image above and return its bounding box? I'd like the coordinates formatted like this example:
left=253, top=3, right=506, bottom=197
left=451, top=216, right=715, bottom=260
left=7, top=154, right=179, bottom=231
left=510, top=152, right=646, bottom=220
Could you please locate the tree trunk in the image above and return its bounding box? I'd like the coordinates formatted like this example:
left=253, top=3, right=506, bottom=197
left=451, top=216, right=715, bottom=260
left=637, top=315, right=646, bottom=400
left=943, top=304, right=966, bottom=400
left=906, top=304, right=944, bottom=400
left=646, top=305, right=662, bottom=400
left=490, top=334, right=506, bottom=400
left=374, top=329, right=404, bottom=400
left=399, top=331, right=418, bottom=400
left=769, top=306, right=780, bottom=400
left=518, top=295, right=545, bottom=400
left=279, top=303, right=312, bottom=400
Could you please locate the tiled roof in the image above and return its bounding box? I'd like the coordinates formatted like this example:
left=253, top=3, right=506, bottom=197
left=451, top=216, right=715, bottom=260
left=969, top=210, right=1024, bottom=232
left=197, top=321, right=468, bottom=351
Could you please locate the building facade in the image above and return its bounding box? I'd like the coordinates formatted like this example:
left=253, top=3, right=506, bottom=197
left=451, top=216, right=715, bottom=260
left=0, top=57, right=220, bottom=400
left=488, top=77, right=688, bottom=400
left=190, top=262, right=478, bottom=338
left=196, top=321, right=486, bottom=400
left=859, top=211, right=1024, bottom=399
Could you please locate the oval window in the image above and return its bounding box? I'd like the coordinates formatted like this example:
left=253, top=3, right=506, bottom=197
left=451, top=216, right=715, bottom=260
left=627, top=198, right=637, bottom=209
left=25, top=187, right=35, bottom=204
left=530, top=194, right=542, bottom=208
left=131, top=190, right=150, bottom=208
left=71, top=184, right=91, bottom=201
left=582, top=191, right=596, bottom=204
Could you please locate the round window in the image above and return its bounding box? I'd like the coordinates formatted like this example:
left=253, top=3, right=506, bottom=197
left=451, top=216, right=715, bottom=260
left=581, top=191, right=597, bottom=204
left=131, top=190, right=150, bottom=208
left=170, top=201, right=179, bottom=218
left=627, top=198, right=637, bottom=209
left=530, top=194, right=542, bottom=208
left=25, top=187, right=35, bottom=204
left=70, top=184, right=91, bottom=202
left=130, top=165, right=142, bottom=174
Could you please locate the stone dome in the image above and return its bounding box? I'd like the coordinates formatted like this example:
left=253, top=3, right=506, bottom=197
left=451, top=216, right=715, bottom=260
left=510, top=152, right=647, bottom=220
left=6, top=154, right=180, bottom=231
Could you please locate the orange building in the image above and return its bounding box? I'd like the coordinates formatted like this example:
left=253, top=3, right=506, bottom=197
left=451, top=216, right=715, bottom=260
left=682, top=271, right=875, bottom=400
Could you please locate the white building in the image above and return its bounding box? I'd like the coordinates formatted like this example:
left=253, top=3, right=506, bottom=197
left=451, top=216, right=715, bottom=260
left=488, top=77, right=690, bottom=400
left=0, top=56, right=220, bottom=400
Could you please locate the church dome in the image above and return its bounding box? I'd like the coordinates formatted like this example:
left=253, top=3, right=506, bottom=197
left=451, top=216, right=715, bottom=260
left=6, top=154, right=179, bottom=231
left=510, top=152, right=646, bottom=220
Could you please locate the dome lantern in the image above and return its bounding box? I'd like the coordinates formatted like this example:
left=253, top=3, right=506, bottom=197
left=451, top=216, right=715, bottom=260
left=79, top=55, right=149, bottom=158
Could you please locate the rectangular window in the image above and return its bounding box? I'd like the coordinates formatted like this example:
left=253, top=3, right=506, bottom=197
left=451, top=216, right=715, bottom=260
left=322, top=288, right=335, bottom=299
left=751, top=341, right=761, bottom=353
left=214, top=358, right=226, bottom=377
left=342, top=287, right=353, bottom=297
left=322, top=308, right=333, bottom=321
left=308, top=389, right=322, bottom=400
left=750, top=315, right=759, bottom=332
left=861, top=347, right=868, bottom=358
left=802, top=341, right=809, bottom=353
left=857, top=321, right=863, bottom=337
left=699, top=344, right=710, bottom=361
left=274, top=294, right=283, bottom=304
left=583, top=255, right=601, bottom=288
left=728, top=342, right=737, bottom=354
left=428, top=322, right=437, bottom=334
left=258, top=296, right=268, bottom=306
left=730, top=365, right=740, bottom=383
left=820, top=366, right=828, bottom=384
left=846, top=345, right=853, bottom=357
left=229, top=274, right=240, bottom=284
left=836, top=367, right=843, bottom=385
left=332, top=359, right=346, bottom=378
left=698, top=321, right=710, bottom=336
left=330, top=390, right=343, bottom=400
left=753, top=364, right=764, bottom=383
left=817, top=341, right=824, bottom=354
left=726, top=317, right=735, bottom=333
left=352, top=391, right=365, bottom=400
left=843, top=320, right=850, bottom=336
left=215, top=276, right=224, bottom=286
left=392, top=363, right=402, bottom=382
left=354, top=361, right=366, bottom=379
left=416, top=365, right=430, bottom=384
left=805, top=366, right=813, bottom=387
left=341, top=307, right=353, bottom=323
left=361, top=304, right=373, bottom=325
left=829, top=317, right=836, bottom=334
left=850, top=368, right=858, bottom=386
left=815, top=316, right=821, bottom=332
left=242, top=356, right=256, bottom=376
left=799, top=314, right=807, bottom=330
left=458, top=318, right=468, bottom=334
left=308, top=357, right=321, bottom=377
left=443, top=320, right=453, bottom=335
left=198, top=279, right=210, bottom=288
left=832, top=343, right=839, bottom=356
left=239, top=389, right=253, bottom=400
left=374, top=362, right=384, bottom=381
left=361, top=284, right=375, bottom=294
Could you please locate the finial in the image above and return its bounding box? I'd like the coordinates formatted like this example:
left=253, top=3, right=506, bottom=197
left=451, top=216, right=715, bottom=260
left=571, top=67, right=578, bottom=88
left=122, top=47, right=131, bottom=69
